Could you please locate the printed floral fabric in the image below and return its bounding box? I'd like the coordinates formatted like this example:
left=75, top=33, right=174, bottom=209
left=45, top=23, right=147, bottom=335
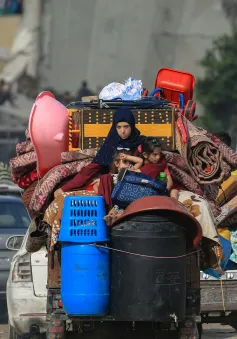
left=43, top=190, right=96, bottom=250
left=178, top=190, right=223, bottom=271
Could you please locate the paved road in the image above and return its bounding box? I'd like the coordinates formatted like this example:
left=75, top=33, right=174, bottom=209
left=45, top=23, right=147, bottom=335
left=0, top=323, right=237, bottom=339
left=0, top=297, right=236, bottom=339
left=202, top=324, right=237, bottom=338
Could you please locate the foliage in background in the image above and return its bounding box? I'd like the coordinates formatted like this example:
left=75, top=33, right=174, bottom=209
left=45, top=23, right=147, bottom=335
left=222, top=0, right=237, bottom=31
left=196, top=32, right=237, bottom=141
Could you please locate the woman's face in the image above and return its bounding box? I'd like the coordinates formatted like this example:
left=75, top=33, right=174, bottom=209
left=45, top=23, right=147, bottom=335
left=116, top=122, right=131, bottom=140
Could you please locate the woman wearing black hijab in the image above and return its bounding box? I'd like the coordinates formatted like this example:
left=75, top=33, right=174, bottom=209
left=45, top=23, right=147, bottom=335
left=60, top=107, right=145, bottom=192
left=93, top=107, right=145, bottom=166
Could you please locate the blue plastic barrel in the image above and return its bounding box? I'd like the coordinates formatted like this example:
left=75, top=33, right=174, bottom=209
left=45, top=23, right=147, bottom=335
left=61, top=243, right=110, bottom=315
left=58, top=196, right=109, bottom=243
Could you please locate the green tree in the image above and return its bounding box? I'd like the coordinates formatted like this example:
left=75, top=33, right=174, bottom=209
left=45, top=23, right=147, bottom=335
left=196, top=32, right=237, bottom=140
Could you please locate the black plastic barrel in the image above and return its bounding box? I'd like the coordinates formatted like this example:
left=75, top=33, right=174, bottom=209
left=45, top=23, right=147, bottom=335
left=111, top=212, right=186, bottom=322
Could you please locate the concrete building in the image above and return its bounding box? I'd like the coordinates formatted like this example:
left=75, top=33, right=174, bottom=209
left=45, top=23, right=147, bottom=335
left=39, top=0, right=231, bottom=95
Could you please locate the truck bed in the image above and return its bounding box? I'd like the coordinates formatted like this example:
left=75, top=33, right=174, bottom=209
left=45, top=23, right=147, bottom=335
left=200, top=270, right=237, bottom=312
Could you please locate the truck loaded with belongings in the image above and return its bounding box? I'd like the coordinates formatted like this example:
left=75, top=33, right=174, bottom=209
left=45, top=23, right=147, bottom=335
left=9, top=68, right=237, bottom=338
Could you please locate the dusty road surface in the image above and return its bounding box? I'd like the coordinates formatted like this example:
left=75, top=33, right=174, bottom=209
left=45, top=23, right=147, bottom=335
left=0, top=323, right=237, bottom=339
left=202, top=324, right=237, bottom=338
left=0, top=324, right=7, bottom=339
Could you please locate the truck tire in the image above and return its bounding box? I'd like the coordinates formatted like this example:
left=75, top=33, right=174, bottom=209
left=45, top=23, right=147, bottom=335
left=197, top=323, right=202, bottom=338
left=228, top=312, right=237, bottom=331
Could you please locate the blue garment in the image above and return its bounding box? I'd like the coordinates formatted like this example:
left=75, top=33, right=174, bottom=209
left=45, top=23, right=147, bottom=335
left=203, top=235, right=231, bottom=279
left=225, top=259, right=237, bottom=270
left=230, top=228, right=237, bottom=263
left=92, top=108, right=145, bottom=166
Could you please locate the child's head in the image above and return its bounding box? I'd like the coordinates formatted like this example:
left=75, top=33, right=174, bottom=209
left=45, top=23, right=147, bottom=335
left=111, top=149, right=132, bottom=173
left=141, top=137, right=162, bottom=164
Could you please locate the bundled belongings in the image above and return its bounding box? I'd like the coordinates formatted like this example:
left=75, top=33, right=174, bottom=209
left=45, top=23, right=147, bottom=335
left=10, top=131, right=96, bottom=252
left=27, top=149, right=95, bottom=216
left=216, top=195, right=237, bottom=227
left=175, top=116, right=233, bottom=185
left=10, top=130, right=97, bottom=217
left=216, top=174, right=237, bottom=206
left=25, top=218, right=48, bottom=253
left=111, top=169, right=168, bottom=209
left=9, top=131, right=226, bottom=273
left=203, top=234, right=231, bottom=279
left=9, top=83, right=237, bottom=278
left=163, top=151, right=221, bottom=217
left=10, top=135, right=37, bottom=189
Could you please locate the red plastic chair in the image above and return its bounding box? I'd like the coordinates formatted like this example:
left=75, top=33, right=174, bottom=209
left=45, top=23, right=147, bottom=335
left=154, top=68, right=195, bottom=104
left=151, top=68, right=197, bottom=121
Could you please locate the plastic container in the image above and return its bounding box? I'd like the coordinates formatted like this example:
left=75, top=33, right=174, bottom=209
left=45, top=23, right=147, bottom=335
left=61, top=243, right=110, bottom=315
left=58, top=196, right=109, bottom=243
left=111, top=212, right=186, bottom=322
left=159, top=172, right=167, bottom=182
left=154, top=68, right=195, bottom=106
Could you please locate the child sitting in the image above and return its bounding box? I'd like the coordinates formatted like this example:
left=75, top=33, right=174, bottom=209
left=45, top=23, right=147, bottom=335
left=102, top=149, right=143, bottom=225
left=139, top=137, right=178, bottom=199
left=111, top=149, right=143, bottom=181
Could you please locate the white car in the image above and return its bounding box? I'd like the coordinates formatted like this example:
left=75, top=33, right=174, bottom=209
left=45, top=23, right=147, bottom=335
left=7, top=231, right=48, bottom=338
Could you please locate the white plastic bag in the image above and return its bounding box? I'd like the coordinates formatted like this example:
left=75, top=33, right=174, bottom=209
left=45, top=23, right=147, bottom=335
left=99, top=77, right=142, bottom=101
left=99, top=82, right=125, bottom=100
left=122, top=77, right=143, bottom=100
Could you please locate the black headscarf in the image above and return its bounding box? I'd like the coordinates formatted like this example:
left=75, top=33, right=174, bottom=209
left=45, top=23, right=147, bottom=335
left=93, top=107, right=145, bottom=166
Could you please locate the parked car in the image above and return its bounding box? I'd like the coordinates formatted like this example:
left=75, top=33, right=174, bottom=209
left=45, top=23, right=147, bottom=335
left=7, top=229, right=48, bottom=338
left=0, top=195, right=30, bottom=317
left=0, top=184, right=23, bottom=197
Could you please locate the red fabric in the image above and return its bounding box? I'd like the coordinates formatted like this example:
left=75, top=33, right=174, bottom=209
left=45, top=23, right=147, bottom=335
left=176, top=111, right=188, bottom=144
left=164, top=165, right=171, bottom=176
left=61, top=163, right=103, bottom=192
left=140, top=158, right=167, bottom=179
left=137, top=145, right=142, bottom=153
left=172, top=183, right=183, bottom=191
left=98, top=174, right=113, bottom=211
left=86, top=184, right=94, bottom=191
left=16, top=169, right=38, bottom=189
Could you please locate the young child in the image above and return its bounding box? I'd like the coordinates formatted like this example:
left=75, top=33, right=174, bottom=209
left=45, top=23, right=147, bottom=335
left=111, top=149, right=143, bottom=181
left=140, top=137, right=178, bottom=199
left=92, top=149, right=143, bottom=191
left=101, top=149, right=143, bottom=225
